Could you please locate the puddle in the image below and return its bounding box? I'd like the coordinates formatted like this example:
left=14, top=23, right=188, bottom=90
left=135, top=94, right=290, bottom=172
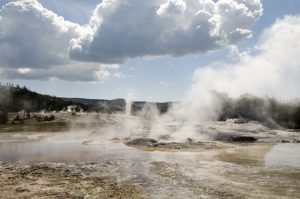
left=215, top=144, right=272, bottom=166
left=1, top=132, right=299, bottom=170
left=0, top=133, right=136, bottom=163
left=0, top=133, right=299, bottom=199
left=265, top=143, right=300, bottom=168
left=0, top=140, right=97, bottom=162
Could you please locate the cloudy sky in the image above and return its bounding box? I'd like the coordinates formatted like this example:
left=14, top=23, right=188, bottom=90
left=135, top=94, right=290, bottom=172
left=0, top=0, right=299, bottom=101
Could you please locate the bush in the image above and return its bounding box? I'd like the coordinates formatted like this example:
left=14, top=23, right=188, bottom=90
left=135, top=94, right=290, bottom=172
left=14, top=115, right=20, bottom=121
left=0, top=111, right=8, bottom=124
left=26, top=112, right=31, bottom=119
left=49, top=114, right=55, bottom=121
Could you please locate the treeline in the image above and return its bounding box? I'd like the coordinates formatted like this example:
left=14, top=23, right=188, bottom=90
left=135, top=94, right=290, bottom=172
left=69, top=98, right=171, bottom=114
left=0, top=83, right=169, bottom=114
left=0, top=83, right=89, bottom=112
left=1, top=83, right=300, bottom=129
left=216, top=92, right=300, bottom=129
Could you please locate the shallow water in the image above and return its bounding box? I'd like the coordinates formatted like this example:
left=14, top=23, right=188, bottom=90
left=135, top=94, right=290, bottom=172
left=0, top=132, right=299, bottom=198
left=265, top=143, right=300, bottom=168
left=0, top=133, right=135, bottom=162
left=0, top=132, right=299, bottom=170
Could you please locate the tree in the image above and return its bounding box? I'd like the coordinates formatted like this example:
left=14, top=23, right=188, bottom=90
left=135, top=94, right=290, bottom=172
left=0, top=111, right=8, bottom=125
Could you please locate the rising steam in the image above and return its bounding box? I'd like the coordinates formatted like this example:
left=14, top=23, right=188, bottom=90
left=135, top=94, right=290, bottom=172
left=66, top=16, right=300, bottom=142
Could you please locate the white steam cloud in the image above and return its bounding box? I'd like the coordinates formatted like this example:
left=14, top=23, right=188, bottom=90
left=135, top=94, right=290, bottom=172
left=191, top=15, right=300, bottom=100
left=136, top=15, right=300, bottom=141
left=20, top=15, right=298, bottom=143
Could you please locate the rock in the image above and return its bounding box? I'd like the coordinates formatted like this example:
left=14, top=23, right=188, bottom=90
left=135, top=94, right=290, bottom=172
left=16, top=187, right=30, bottom=193
left=233, top=118, right=248, bottom=124
left=187, top=138, right=194, bottom=143
left=231, top=136, right=257, bottom=143
left=281, top=140, right=290, bottom=143
left=126, top=138, right=158, bottom=146
left=214, top=134, right=257, bottom=143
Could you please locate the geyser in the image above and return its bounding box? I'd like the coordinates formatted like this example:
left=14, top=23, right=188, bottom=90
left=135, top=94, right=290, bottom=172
left=125, top=93, right=135, bottom=116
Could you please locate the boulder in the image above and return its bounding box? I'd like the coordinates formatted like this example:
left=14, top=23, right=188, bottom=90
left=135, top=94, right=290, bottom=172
left=126, top=138, right=158, bottom=147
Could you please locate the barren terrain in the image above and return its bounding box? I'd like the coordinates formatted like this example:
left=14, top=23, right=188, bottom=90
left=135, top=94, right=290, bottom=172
left=0, top=113, right=299, bottom=199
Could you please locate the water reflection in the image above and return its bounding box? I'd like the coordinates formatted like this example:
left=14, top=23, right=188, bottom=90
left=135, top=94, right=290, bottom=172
left=0, top=133, right=134, bottom=163
left=0, top=132, right=299, bottom=169
left=265, top=143, right=300, bottom=168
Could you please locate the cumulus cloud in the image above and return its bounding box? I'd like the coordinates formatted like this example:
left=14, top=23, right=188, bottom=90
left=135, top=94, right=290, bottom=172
left=0, top=0, right=82, bottom=69
left=0, top=0, right=111, bottom=82
left=69, top=0, right=263, bottom=63
left=0, top=61, right=112, bottom=82
left=157, top=0, right=187, bottom=16
left=0, top=0, right=262, bottom=81
left=17, top=68, right=31, bottom=74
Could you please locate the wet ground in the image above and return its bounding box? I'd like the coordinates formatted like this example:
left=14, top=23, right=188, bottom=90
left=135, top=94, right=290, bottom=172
left=0, top=117, right=299, bottom=198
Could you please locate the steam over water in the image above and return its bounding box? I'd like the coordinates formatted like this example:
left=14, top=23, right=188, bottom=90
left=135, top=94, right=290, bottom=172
left=265, top=143, right=300, bottom=167
left=0, top=120, right=299, bottom=168
left=0, top=113, right=299, bottom=198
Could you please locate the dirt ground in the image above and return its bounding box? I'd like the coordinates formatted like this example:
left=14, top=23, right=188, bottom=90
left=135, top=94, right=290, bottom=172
left=0, top=148, right=299, bottom=199
left=0, top=113, right=299, bottom=198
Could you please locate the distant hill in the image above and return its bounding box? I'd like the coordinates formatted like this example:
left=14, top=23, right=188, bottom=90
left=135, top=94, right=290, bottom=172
left=0, top=83, right=171, bottom=114
left=0, top=83, right=89, bottom=112
left=68, top=98, right=171, bottom=113
left=68, top=98, right=126, bottom=106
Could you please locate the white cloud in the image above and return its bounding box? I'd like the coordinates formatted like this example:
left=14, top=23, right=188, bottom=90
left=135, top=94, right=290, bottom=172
left=113, top=72, right=127, bottom=78
left=17, top=68, right=31, bottom=74
left=99, top=64, right=120, bottom=69
left=157, top=0, right=187, bottom=16
left=0, top=61, right=111, bottom=82
left=69, top=0, right=262, bottom=63
left=0, top=0, right=262, bottom=81
left=227, top=45, right=250, bottom=61
left=0, top=0, right=109, bottom=82
left=0, top=0, right=82, bottom=69
left=95, top=69, right=110, bottom=80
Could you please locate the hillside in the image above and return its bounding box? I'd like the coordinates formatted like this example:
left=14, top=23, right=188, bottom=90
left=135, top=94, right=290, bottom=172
left=0, top=83, right=89, bottom=112
left=68, top=98, right=170, bottom=113
left=68, top=98, right=126, bottom=106
left=0, top=84, right=170, bottom=114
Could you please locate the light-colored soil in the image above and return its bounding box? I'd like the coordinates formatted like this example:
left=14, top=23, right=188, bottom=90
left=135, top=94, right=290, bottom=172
left=0, top=113, right=299, bottom=198
left=0, top=162, right=141, bottom=199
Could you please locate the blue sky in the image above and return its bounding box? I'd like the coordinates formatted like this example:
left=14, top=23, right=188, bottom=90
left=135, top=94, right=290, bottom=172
left=0, top=0, right=300, bottom=102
